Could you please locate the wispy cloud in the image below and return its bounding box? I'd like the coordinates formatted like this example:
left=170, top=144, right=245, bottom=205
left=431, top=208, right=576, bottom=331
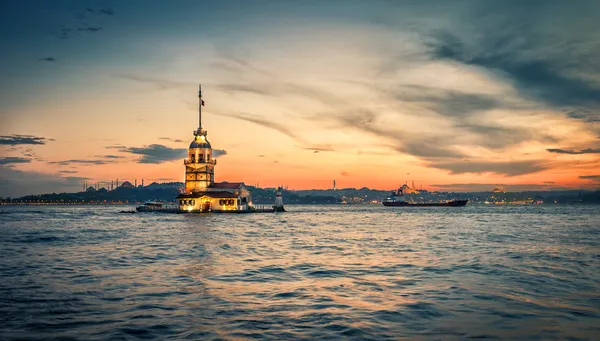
left=159, top=137, right=184, bottom=143
left=547, top=148, right=600, bottom=155
left=48, top=159, right=117, bottom=166
left=38, top=57, right=56, bottom=62
left=0, top=157, right=32, bottom=165
left=302, top=145, right=335, bottom=152
left=580, top=175, right=600, bottom=182
left=119, top=74, right=191, bottom=90
left=78, top=26, right=103, bottom=33
left=106, top=144, right=127, bottom=149
left=428, top=160, right=548, bottom=176
left=0, top=135, right=51, bottom=145
left=94, top=155, right=125, bottom=159
left=84, top=7, right=114, bottom=16
left=217, top=112, right=303, bottom=143
left=49, top=6, right=114, bottom=39
left=426, top=3, right=600, bottom=110
left=564, top=109, right=600, bottom=123
left=116, top=144, right=187, bottom=164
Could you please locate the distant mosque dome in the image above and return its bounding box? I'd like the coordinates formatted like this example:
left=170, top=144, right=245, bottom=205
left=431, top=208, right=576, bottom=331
left=120, top=181, right=134, bottom=188
left=189, top=133, right=211, bottom=149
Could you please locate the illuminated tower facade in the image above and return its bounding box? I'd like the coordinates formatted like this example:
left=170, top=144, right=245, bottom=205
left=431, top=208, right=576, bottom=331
left=184, top=85, right=216, bottom=193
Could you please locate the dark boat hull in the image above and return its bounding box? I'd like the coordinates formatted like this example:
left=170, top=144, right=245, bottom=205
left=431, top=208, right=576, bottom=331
left=382, top=200, right=468, bottom=207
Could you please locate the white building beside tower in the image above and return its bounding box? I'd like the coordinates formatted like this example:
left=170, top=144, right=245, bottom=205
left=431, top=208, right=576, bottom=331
left=176, top=85, right=252, bottom=212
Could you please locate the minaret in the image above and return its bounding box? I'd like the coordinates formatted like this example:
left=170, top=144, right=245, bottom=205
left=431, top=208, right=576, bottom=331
left=184, top=84, right=216, bottom=193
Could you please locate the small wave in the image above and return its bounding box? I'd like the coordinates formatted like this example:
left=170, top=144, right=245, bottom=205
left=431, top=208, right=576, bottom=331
left=403, top=302, right=445, bottom=318
left=305, top=269, right=348, bottom=278
left=15, top=235, right=75, bottom=243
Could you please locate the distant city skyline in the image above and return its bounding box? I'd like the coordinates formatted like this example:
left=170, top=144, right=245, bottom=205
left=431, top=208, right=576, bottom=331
left=1, top=0, right=599, bottom=197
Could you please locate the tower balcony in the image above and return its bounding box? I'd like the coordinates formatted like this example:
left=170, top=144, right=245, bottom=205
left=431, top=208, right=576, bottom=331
left=184, top=159, right=217, bottom=165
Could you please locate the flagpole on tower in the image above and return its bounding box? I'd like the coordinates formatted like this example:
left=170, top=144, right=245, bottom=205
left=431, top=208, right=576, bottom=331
left=198, top=84, right=202, bottom=129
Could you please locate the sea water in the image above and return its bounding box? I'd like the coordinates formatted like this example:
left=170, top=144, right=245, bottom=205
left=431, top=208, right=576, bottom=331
left=0, top=204, right=599, bottom=340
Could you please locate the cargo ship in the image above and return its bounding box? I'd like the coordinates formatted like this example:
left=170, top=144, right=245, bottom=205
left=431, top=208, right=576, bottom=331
left=382, top=187, right=467, bottom=207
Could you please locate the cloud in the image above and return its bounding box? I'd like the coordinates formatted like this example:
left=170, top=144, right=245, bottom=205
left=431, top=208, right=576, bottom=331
left=119, top=74, right=191, bottom=91
left=38, top=57, right=56, bottom=62
left=48, top=159, right=116, bottom=166
left=547, top=148, right=600, bottom=155
left=396, top=86, right=513, bottom=118
left=106, top=144, right=127, bottom=149
left=213, top=149, right=227, bottom=158
left=0, top=134, right=50, bottom=145
left=564, top=109, right=600, bottom=123
left=58, top=170, right=78, bottom=174
left=580, top=175, right=600, bottom=182
left=117, top=144, right=187, bottom=164
left=302, top=144, right=335, bottom=152
left=217, top=112, right=303, bottom=142
left=158, top=137, right=184, bottom=143
left=216, top=84, right=274, bottom=96
left=99, top=8, right=114, bottom=16
left=428, top=160, right=548, bottom=176
left=147, top=178, right=176, bottom=181
left=94, top=155, right=125, bottom=159
left=426, top=7, right=600, bottom=109
left=50, top=5, right=114, bottom=39
left=78, top=26, right=103, bottom=33
left=340, top=171, right=350, bottom=177
left=84, top=7, right=114, bottom=16
left=0, top=157, right=32, bottom=165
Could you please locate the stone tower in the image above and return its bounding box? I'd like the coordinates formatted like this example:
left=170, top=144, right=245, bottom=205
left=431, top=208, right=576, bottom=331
left=184, top=85, right=216, bottom=193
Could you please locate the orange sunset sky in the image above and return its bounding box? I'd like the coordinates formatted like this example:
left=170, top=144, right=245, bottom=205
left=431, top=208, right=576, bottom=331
left=1, top=1, right=599, bottom=197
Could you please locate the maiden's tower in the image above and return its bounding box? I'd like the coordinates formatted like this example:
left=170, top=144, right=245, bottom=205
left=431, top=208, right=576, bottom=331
left=176, top=85, right=253, bottom=212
